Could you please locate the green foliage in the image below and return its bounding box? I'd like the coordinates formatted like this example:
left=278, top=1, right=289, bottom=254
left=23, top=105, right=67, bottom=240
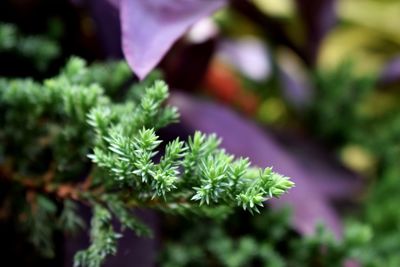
left=198, top=61, right=400, bottom=267
left=22, top=195, right=58, bottom=258
left=0, top=23, right=60, bottom=71
left=307, top=61, right=376, bottom=143
left=0, top=57, right=293, bottom=267
left=305, top=63, right=400, bottom=267
left=58, top=199, right=86, bottom=233
left=74, top=205, right=121, bottom=267
left=160, top=209, right=370, bottom=267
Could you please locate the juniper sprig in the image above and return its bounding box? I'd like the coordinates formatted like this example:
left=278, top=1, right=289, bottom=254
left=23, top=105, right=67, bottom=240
left=0, top=57, right=294, bottom=267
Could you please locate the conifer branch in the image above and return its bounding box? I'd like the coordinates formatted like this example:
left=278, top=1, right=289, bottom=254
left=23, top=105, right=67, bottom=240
left=0, top=57, right=294, bottom=266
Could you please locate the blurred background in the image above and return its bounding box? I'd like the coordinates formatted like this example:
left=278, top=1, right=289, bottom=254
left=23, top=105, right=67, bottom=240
left=1, top=0, right=400, bottom=266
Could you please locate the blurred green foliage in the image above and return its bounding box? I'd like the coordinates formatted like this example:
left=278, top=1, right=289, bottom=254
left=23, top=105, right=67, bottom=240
left=160, top=208, right=373, bottom=267
left=0, top=23, right=60, bottom=71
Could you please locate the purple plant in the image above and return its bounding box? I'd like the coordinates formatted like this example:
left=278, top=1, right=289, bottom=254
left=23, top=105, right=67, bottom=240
left=107, top=0, right=226, bottom=79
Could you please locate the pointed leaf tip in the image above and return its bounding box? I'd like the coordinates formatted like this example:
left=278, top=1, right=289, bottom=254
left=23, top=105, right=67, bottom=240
left=120, top=0, right=226, bottom=79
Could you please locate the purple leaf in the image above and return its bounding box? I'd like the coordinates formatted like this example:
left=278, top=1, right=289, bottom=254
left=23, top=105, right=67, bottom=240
left=271, top=131, right=363, bottom=202
left=170, top=92, right=344, bottom=238
left=116, top=0, right=226, bottom=79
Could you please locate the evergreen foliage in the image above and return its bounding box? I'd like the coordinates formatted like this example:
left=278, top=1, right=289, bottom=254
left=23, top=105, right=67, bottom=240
left=0, top=23, right=59, bottom=71
left=306, top=63, right=400, bottom=266
left=160, top=209, right=371, bottom=267
left=0, top=57, right=293, bottom=267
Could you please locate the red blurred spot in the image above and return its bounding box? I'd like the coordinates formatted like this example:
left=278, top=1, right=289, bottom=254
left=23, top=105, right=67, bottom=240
left=203, top=60, right=259, bottom=115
